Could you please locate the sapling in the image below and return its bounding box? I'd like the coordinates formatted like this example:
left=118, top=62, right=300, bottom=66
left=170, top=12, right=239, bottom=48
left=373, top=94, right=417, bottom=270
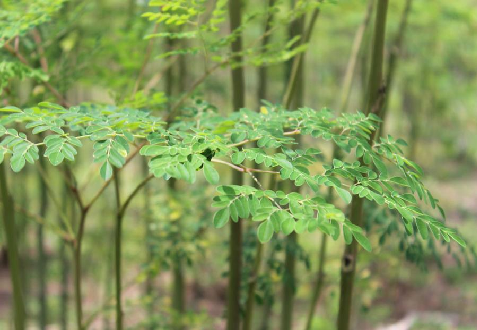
left=0, top=162, right=25, bottom=330
left=337, top=1, right=389, bottom=329
left=305, top=1, right=375, bottom=328
left=227, top=0, right=246, bottom=328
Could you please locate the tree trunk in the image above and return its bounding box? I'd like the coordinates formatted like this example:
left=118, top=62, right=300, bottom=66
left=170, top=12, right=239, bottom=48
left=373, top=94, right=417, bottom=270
left=37, top=155, right=49, bottom=330
left=113, top=169, right=123, bottom=330
left=0, top=163, right=26, bottom=330
left=304, top=3, right=374, bottom=328
left=227, top=0, right=246, bottom=328
left=379, top=0, right=413, bottom=138
left=336, top=1, right=389, bottom=330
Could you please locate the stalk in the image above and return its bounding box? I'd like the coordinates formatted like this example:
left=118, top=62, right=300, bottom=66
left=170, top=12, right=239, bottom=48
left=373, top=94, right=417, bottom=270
left=304, top=3, right=374, bottom=329
left=242, top=241, right=264, bottom=330
left=379, top=0, right=413, bottom=138
left=336, top=1, right=389, bottom=330
left=113, top=169, right=123, bottom=330
left=257, top=0, right=276, bottom=105
left=17, top=168, right=31, bottom=324
left=280, top=232, right=297, bottom=330
left=303, top=234, right=327, bottom=330
left=73, top=210, right=87, bottom=330
left=227, top=0, right=245, bottom=329
left=280, top=3, right=306, bottom=329
left=37, top=154, right=49, bottom=330
left=170, top=179, right=185, bottom=330
left=165, top=33, right=187, bottom=328
left=59, top=177, right=71, bottom=330
left=242, top=2, right=276, bottom=328
left=143, top=159, right=154, bottom=329
left=0, top=163, right=26, bottom=330
left=259, top=244, right=277, bottom=330
left=282, top=4, right=321, bottom=108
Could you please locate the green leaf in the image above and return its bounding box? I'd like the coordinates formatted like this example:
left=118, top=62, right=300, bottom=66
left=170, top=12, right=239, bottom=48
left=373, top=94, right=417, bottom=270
left=231, top=152, right=246, bottom=164
left=335, top=187, right=352, bottom=204
left=397, top=206, right=414, bottom=223
left=448, top=232, right=466, bottom=248
left=257, top=220, right=274, bottom=243
left=230, top=202, right=239, bottom=222
left=203, top=162, right=219, bottom=184
left=281, top=212, right=295, bottom=235
left=415, top=218, right=429, bottom=239
left=0, top=106, right=22, bottom=113
left=372, top=156, right=388, bottom=178
left=343, top=226, right=353, bottom=245
left=213, top=208, right=230, bottom=228
left=352, top=231, right=371, bottom=252
left=48, top=152, right=65, bottom=166
left=10, top=154, right=26, bottom=172
left=100, top=161, right=113, bottom=180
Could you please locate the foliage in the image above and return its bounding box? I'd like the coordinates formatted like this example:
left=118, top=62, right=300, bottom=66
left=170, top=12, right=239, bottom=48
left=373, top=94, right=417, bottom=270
left=0, top=102, right=466, bottom=250
left=0, top=0, right=67, bottom=47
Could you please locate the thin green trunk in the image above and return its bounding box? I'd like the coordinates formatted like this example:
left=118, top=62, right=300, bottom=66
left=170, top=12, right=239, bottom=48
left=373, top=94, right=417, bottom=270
left=59, top=178, right=71, bottom=330
left=282, top=5, right=320, bottom=108
left=227, top=0, right=245, bottom=329
left=74, top=210, right=86, bottom=330
left=242, top=242, right=264, bottom=330
left=0, top=163, right=26, bottom=330
left=259, top=245, right=277, bottom=330
left=165, top=32, right=187, bottom=328
left=143, top=159, right=154, bottom=330
left=17, top=168, right=30, bottom=324
left=113, top=169, right=123, bottom=330
left=304, top=3, right=374, bottom=328
left=379, top=0, right=413, bottom=138
left=257, top=0, right=276, bottom=105
left=338, top=0, right=375, bottom=113
left=280, top=4, right=305, bottom=329
left=280, top=232, right=297, bottom=330
left=102, top=224, right=115, bottom=330
left=304, top=234, right=327, bottom=330
left=336, top=1, right=389, bottom=330
left=242, top=2, right=277, bottom=328
left=37, top=156, right=48, bottom=330
left=169, top=179, right=185, bottom=330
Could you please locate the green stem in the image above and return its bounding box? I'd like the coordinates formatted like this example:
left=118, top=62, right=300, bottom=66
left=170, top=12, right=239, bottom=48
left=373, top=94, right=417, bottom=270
left=338, top=0, right=375, bottom=112
left=304, top=4, right=374, bottom=328
left=280, top=231, right=297, bottom=330
left=113, top=169, right=123, bottom=330
left=0, top=163, right=25, bottom=330
left=257, top=0, right=276, bottom=105
left=169, top=179, right=185, bottom=330
left=259, top=244, right=277, bottom=330
left=242, top=242, right=264, bottom=330
left=280, top=3, right=306, bottom=327
left=37, top=157, right=48, bottom=330
left=282, top=3, right=321, bottom=108
left=143, top=159, right=154, bottom=329
left=59, top=176, right=72, bottom=330
left=227, top=0, right=246, bottom=329
left=17, top=168, right=30, bottom=325
left=242, top=1, right=277, bottom=326
left=74, top=209, right=87, bottom=330
left=336, top=1, right=389, bottom=330
left=170, top=33, right=187, bottom=329
left=379, top=0, right=413, bottom=138
left=304, top=234, right=327, bottom=330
